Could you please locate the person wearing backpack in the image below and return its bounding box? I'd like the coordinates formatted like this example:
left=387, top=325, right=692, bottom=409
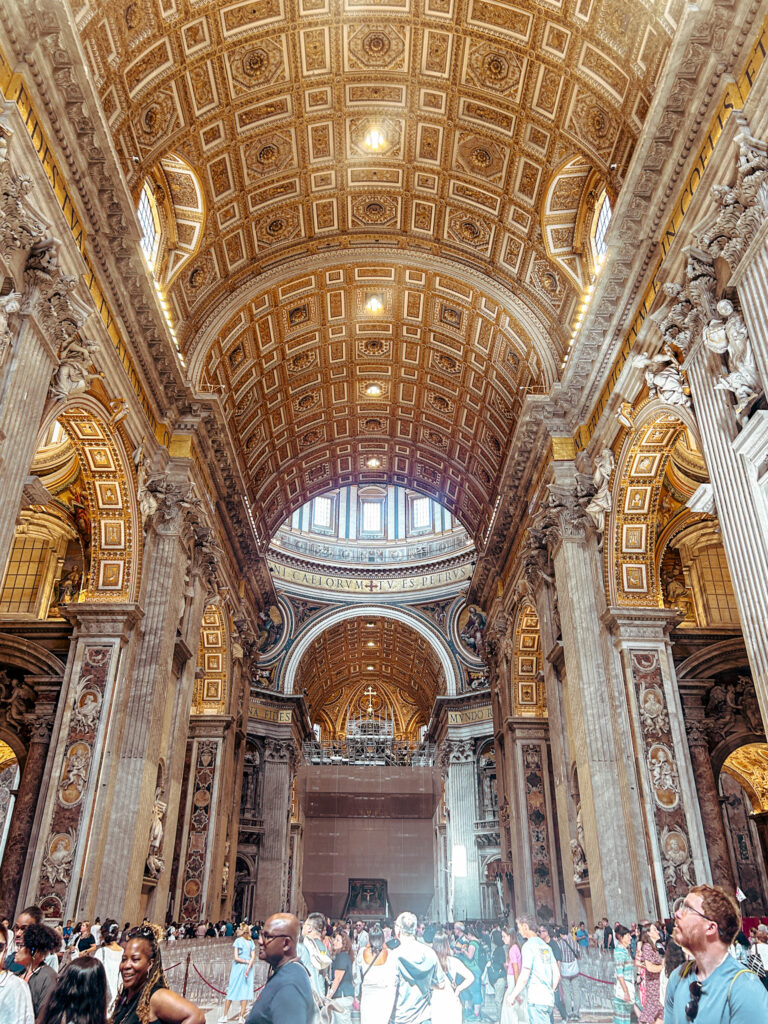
left=298, top=912, right=332, bottom=1000
left=665, top=885, right=768, bottom=1022
left=555, top=924, right=581, bottom=1020
left=752, top=924, right=768, bottom=990
left=455, top=922, right=484, bottom=1020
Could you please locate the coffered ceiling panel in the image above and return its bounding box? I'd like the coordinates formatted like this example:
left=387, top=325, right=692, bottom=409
left=73, top=0, right=678, bottom=539
left=200, top=262, right=541, bottom=538
left=76, top=0, right=673, bottom=326
left=295, top=615, right=443, bottom=739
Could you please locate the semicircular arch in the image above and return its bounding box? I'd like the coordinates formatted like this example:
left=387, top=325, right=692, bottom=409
left=188, top=248, right=560, bottom=388
left=281, top=604, right=461, bottom=697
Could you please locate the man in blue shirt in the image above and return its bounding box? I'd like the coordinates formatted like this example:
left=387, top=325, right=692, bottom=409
left=246, top=913, right=314, bottom=1024
left=664, top=884, right=768, bottom=1022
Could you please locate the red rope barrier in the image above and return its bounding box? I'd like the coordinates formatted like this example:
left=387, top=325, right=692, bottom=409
left=192, top=963, right=227, bottom=995
left=577, top=973, right=614, bottom=985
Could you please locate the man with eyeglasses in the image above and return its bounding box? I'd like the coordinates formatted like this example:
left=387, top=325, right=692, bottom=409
left=664, top=885, right=768, bottom=1022
left=245, top=913, right=314, bottom=1024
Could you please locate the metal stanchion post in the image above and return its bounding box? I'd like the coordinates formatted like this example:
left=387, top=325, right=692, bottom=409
left=183, top=952, right=191, bottom=998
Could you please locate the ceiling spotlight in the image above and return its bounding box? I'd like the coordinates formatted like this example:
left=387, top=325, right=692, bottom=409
left=365, top=383, right=383, bottom=397
left=367, top=640, right=376, bottom=647
left=367, top=664, right=375, bottom=670
left=366, top=456, right=381, bottom=468
left=366, top=622, right=375, bottom=627
left=364, top=128, right=387, bottom=152
left=366, top=295, right=384, bottom=314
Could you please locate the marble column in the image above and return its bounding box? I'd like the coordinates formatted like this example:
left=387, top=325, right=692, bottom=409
left=25, top=602, right=142, bottom=919
left=253, top=737, right=296, bottom=921
left=661, top=119, right=768, bottom=731
left=443, top=738, right=482, bottom=920
left=75, top=464, right=213, bottom=923
left=150, top=569, right=210, bottom=921
left=0, top=320, right=59, bottom=580
left=678, top=684, right=736, bottom=893
left=0, top=714, right=53, bottom=913
left=0, top=129, right=59, bottom=579
left=524, top=570, right=584, bottom=924
left=603, top=609, right=712, bottom=915
left=534, top=465, right=653, bottom=923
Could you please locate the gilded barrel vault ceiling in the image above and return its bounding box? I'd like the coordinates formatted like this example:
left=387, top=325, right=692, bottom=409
left=295, top=616, right=443, bottom=738
left=72, top=0, right=678, bottom=540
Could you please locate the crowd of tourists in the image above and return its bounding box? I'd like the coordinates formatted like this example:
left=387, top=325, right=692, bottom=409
left=1, top=885, right=767, bottom=1023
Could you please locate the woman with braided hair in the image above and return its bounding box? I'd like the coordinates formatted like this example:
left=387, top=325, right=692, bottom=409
left=110, top=924, right=204, bottom=1024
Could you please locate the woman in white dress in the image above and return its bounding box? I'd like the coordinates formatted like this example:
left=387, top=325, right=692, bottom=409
left=357, top=925, right=395, bottom=1024
left=429, top=931, right=472, bottom=1024
left=92, top=918, right=123, bottom=1014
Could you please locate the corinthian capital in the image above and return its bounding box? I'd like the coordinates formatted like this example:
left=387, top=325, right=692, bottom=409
left=684, top=718, right=709, bottom=750
left=532, top=483, right=589, bottom=547
left=263, top=737, right=296, bottom=764
left=440, top=739, right=474, bottom=765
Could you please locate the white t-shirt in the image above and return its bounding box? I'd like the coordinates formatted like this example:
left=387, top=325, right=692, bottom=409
left=754, top=941, right=768, bottom=970
left=521, top=935, right=558, bottom=1007
left=0, top=970, right=34, bottom=1024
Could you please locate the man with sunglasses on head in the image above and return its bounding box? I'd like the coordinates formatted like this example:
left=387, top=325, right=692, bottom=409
left=664, top=884, right=768, bottom=1022
left=246, top=913, right=314, bottom=1023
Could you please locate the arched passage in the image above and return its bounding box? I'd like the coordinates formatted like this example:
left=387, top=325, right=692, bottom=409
left=281, top=604, right=462, bottom=697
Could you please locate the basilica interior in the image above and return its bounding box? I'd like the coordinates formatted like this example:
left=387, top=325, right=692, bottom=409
left=1, top=0, right=768, bottom=931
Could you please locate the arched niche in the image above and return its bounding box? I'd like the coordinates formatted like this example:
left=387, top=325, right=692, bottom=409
left=607, top=400, right=703, bottom=607
left=511, top=603, right=546, bottom=717
left=34, top=396, right=142, bottom=603
left=193, top=603, right=231, bottom=715
left=541, top=158, right=609, bottom=290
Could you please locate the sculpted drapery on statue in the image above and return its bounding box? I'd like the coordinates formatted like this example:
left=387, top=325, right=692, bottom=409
left=650, top=115, right=768, bottom=426
left=584, top=448, right=615, bottom=543
left=702, top=299, right=761, bottom=419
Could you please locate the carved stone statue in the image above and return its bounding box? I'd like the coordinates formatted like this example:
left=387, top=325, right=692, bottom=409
left=146, top=795, right=167, bottom=878
left=0, top=671, right=36, bottom=732
left=663, top=562, right=696, bottom=623
left=584, top=448, right=615, bottom=539
left=221, top=861, right=230, bottom=892
left=0, top=290, right=21, bottom=368
left=571, top=838, right=588, bottom=882
left=703, top=298, right=762, bottom=418
left=50, top=336, right=101, bottom=401
left=632, top=353, right=691, bottom=407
